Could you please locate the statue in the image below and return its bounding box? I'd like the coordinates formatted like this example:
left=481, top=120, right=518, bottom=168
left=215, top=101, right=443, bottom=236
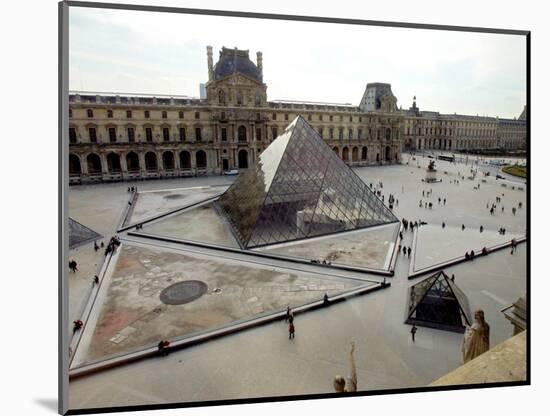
left=425, top=159, right=438, bottom=182
left=462, top=310, right=490, bottom=363
left=334, top=342, right=357, bottom=392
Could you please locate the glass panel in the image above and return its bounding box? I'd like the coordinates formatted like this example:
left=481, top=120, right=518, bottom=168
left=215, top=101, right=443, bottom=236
left=217, top=117, right=398, bottom=248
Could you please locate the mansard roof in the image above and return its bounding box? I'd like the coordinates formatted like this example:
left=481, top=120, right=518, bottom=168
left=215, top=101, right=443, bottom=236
left=213, top=47, right=262, bottom=83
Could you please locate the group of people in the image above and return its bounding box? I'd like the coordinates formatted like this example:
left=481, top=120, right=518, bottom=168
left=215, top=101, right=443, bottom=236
left=127, top=186, right=138, bottom=193
left=93, top=240, right=105, bottom=252
left=419, top=200, right=433, bottom=209
left=104, top=235, right=121, bottom=256
left=68, top=259, right=78, bottom=273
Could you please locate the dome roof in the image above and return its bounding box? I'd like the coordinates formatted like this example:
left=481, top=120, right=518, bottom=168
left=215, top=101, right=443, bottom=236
left=213, top=47, right=262, bottom=82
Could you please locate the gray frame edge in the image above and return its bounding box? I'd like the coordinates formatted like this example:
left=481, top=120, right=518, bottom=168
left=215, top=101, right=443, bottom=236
left=59, top=1, right=70, bottom=414
left=64, top=1, right=529, bottom=35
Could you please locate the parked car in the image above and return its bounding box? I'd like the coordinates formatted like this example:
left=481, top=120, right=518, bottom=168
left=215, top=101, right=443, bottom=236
left=223, top=169, right=239, bottom=176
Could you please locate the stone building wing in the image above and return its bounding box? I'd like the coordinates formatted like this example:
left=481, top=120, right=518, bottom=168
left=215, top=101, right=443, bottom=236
left=216, top=116, right=399, bottom=249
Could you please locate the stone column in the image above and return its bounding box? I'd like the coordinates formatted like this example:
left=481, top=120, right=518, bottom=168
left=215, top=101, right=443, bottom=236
left=120, top=152, right=128, bottom=180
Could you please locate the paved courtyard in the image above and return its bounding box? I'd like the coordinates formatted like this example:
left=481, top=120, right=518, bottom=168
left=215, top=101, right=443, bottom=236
left=67, top=154, right=527, bottom=411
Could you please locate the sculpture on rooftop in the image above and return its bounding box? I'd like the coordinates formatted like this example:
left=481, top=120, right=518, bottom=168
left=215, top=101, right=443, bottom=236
left=462, top=309, right=490, bottom=363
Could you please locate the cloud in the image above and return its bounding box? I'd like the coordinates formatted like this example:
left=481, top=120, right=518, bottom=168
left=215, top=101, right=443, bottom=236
left=68, top=6, right=526, bottom=118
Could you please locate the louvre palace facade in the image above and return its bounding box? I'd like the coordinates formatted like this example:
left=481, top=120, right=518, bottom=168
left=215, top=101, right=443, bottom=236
left=67, top=46, right=526, bottom=184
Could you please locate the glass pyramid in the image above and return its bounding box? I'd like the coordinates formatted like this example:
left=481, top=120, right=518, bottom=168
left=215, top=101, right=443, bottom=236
left=406, top=270, right=472, bottom=333
left=216, top=116, right=399, bottom=249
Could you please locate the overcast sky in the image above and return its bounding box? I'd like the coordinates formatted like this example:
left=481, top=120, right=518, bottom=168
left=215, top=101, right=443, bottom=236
left=69, top=6, right=527, bottom=119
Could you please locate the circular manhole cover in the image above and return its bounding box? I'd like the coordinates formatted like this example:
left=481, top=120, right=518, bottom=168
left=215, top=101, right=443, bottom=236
left=159, top=280, right=208, bottom=305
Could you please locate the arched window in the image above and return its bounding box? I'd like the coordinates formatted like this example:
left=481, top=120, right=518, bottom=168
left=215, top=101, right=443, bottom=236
left=342, top=147, right=349, bottom=161
left=86, top=153, right=102, bottom=174
left=238, top=125, right=247, bottom=142
left=162, top=151, right=174, bottom=170
left=106, top=153, right=121, bottom=172
left=385, top=128, right=391, bottom=140
left=196, top=150, right=207, bottom=169
left=145, top=152, right=158, bottom=171
left=126, top=152, right=140, bottom=172
left=180, top=151, right=191, bottom=170
left=238, top=149, right=248, bottom=169
left=69, top=154, right=81, bottom=175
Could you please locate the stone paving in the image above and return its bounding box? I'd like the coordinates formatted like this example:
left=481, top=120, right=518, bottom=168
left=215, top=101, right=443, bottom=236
left=145, top=202, right=239, bottom=247
left=73, top=242, right=365, bottom=366
left=67, top=156, right=528, bottom=411
left=413, top=224, right=523, bottom=271
left=258, top=223, right=399, bottom=270
left=129, top=185, right=227, bottom=225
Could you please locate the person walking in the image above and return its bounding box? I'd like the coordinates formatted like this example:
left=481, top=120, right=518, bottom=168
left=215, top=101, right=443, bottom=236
left=407, top=246, right=412, bottom=258
left=285, top=306, right=291, bottom=322
left=289, top=321, right=295, bottom=340
left=411, top=325, right=417, bottom=342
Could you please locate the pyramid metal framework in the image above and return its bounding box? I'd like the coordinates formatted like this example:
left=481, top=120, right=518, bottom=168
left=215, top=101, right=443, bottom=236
left=216, top=116, right=399, bottom=249
left=405, top=270, right=472, bottom=333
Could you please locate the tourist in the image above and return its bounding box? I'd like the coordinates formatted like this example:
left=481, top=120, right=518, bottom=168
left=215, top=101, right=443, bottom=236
left=285, top=306, right=291, bottom=322
left=438, top=197, right=441, bottom=204
left=288, top=311, right=294, bottom=324
left=289, top=321, right=295, bottom=340
left=425, top=202, right=428, bottom=208
left=93, top=275, right=99, bottom=285
left=399, top=231, right=403, bottom=240
left=470, top=250, right=475, bottom=259
left=461, top=224, right=465, bottom=231
left=73, top=319, right=83, bottom=333
left=451, top=274, right=455, bottom=282
left=482, top=247, right=488, bottom=256
left=465, top=252, right=470, bottom=260
left=480, top=225, right=484, bottom=233
left=519, top=202, right=522, bottom=209
left=333, top=342, right=357, bottom=393
left=442, top=222, right=446, bottom=229
left=323, top=293, right=330, bottom=306
left=127, top=187, right=130, bottom=192
left=429, top=202, right=433, bottom=209
left=512, top=207, right=516, bottom=215
left=407, top=247, right=412, bottom=258
left=411, top=325, right=417, bottom=342
left=157, top=340, right=171, bottom=356
left=94, top=241, right=99, bottom=252
left=403, top=246, right=407, bottom=256
left=100, top=241, right=104, bottom=248
left=443, top=198, right=446, bottom=205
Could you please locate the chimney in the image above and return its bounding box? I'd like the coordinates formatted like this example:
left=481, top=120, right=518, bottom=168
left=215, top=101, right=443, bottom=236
left=256, top=51, right=263, bottom=81
left=207, top=45, right=214, bottom=81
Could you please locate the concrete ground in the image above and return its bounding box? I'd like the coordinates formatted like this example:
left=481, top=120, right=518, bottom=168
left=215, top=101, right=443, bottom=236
left=67, top=154, right=527, bottom=411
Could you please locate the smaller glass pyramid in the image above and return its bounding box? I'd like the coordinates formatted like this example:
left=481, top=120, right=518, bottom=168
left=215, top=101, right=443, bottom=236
left=405, top=270, right=472, bottom=333
left=216, top=116, right=399, bottom=249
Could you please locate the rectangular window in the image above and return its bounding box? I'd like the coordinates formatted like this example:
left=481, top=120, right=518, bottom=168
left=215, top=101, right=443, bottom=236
left=145, top=127, right=153, bottom=142
left=195, top=127, right=202, bottom=141
left=284, top=114, right=288, bottom=121
left=163, top=127, right=170, bottom=141
left=108, top=127, right=116, bottom=142
left=126, top=110, right=132, bottom=118
left=272, top=113, right=276, bottom=120
left=358, top=129, right=362, bottom=139
left=162, top=111, right=167, bottom=119
left=89, top=127, right=97, bottom=143
left=256, top=113, right=261, bottom=121
left=319, top=114, right=323, bottom=121
left=319, top=127, right=324, bottom=138
left=256, top=127, right=262, bottom=141
left=329, top=115, right=333, bottom=122
left=179, top=127, right=186, bottom=141
left=330, top=128, right=334, bottom=139
left=179, top=111, right=184, bottom=119
left=339, top=129, right=344, bottom=140
left=272, top=127, right=278, bottom=139
left=87, top=109, right=93, bottom=118
left=69, top=127, right=77, bottom=143
left=144, top=110, right=150, bottom=118
left=128, top=127, right=135, bottom=142
left=348, top=129, right=353, bottom=139
left=107, top=110, right=113, bottom=118
left=221, top=128, right=227, bottom=141
left=195, top=112, right=200, bottom=119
